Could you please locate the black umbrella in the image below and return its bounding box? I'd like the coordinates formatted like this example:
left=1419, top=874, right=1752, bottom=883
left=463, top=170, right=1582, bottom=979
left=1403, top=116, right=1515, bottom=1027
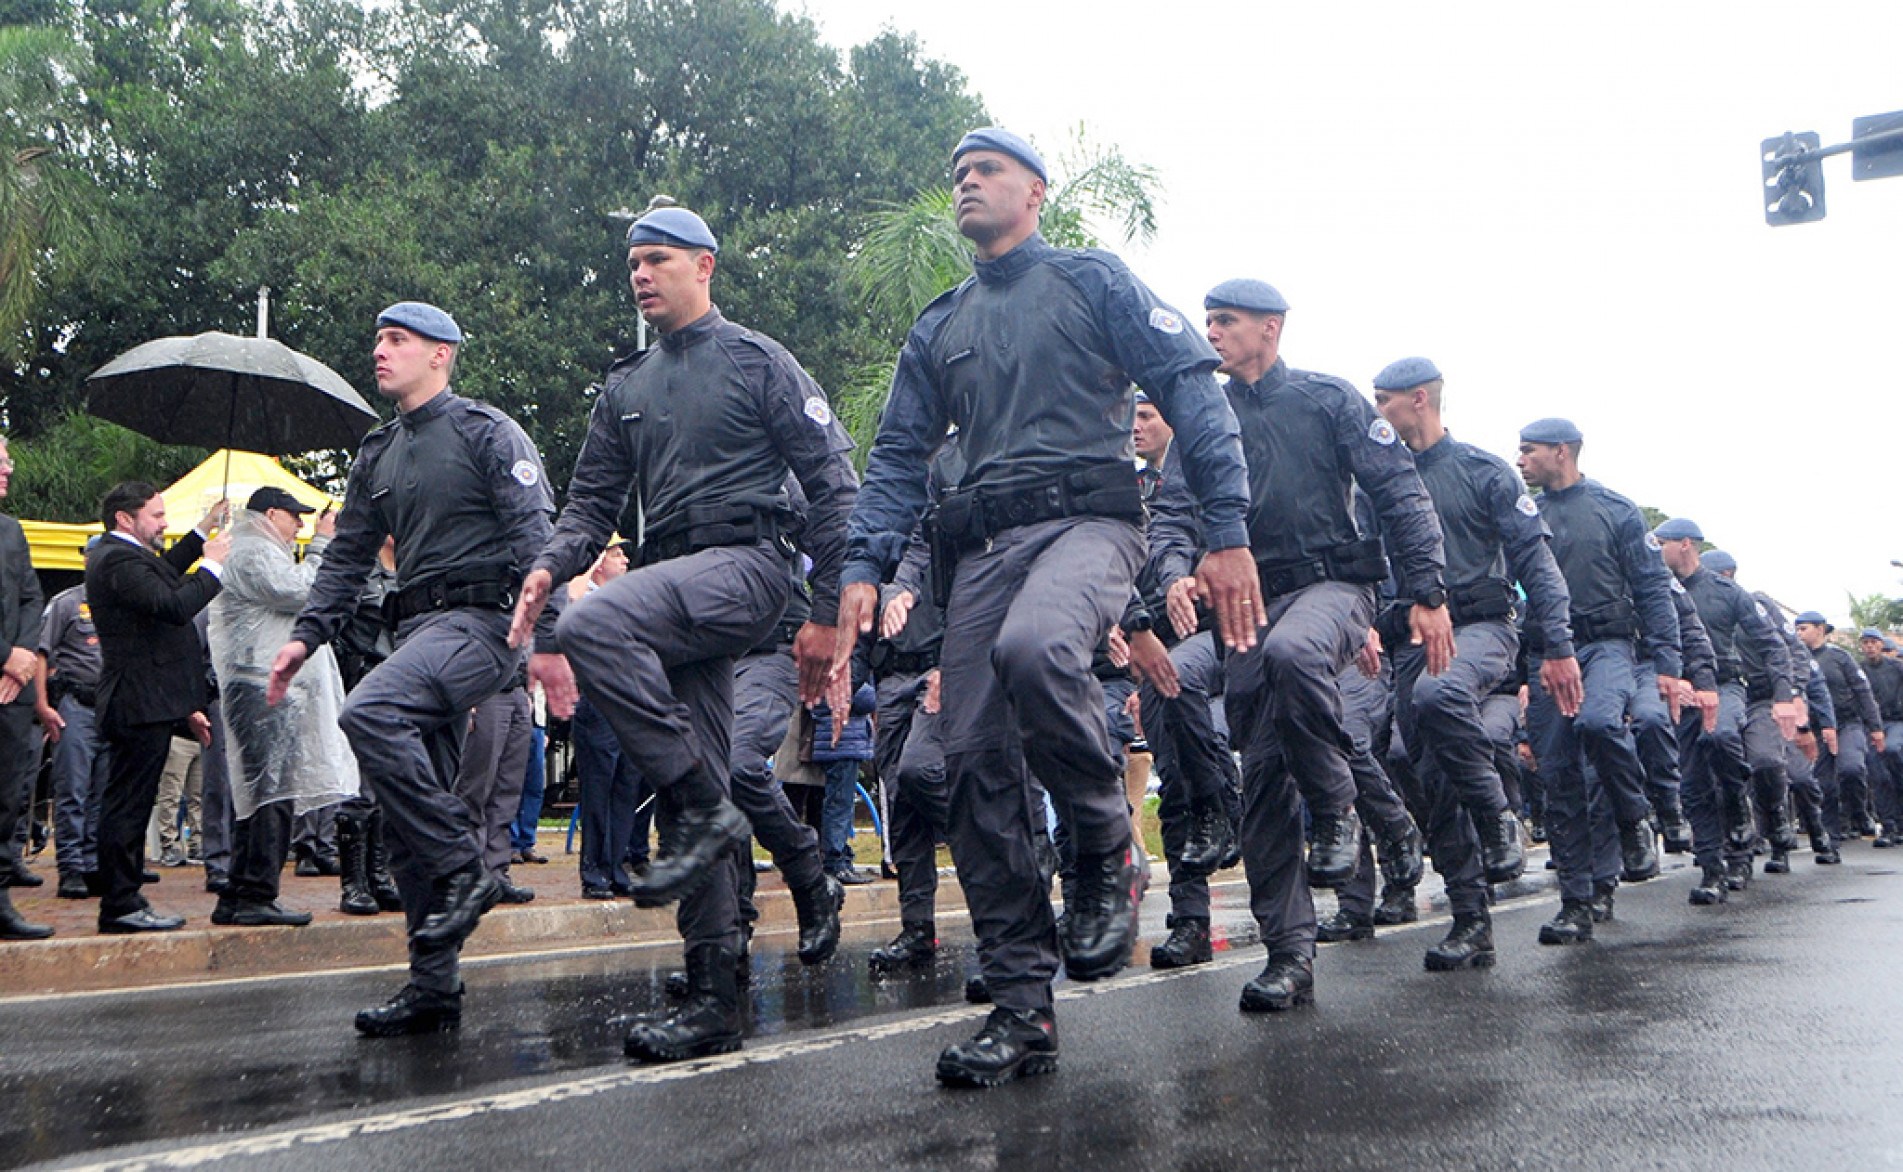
left=86, top=330, right=378, bottom=456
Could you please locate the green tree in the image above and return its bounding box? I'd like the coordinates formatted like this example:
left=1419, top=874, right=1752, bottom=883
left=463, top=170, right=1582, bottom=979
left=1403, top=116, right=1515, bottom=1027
left=1848, top=592, right=1903, bottom=634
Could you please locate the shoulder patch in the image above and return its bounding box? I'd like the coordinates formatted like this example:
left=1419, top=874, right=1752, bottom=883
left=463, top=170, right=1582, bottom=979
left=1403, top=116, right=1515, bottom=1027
left=1515, top=494, right=1539, bottom=517
left=511, top=459, right=539, bottom=487
left=1644, top=532, right=1662, bottom=552
left=803, top=396, right=834, bottom=427
left=1147, top=307, right=1184, bottom=335
left=1368, top=417, right=1398, bottom=446
left=1669, top=577, right=1687, bottom=595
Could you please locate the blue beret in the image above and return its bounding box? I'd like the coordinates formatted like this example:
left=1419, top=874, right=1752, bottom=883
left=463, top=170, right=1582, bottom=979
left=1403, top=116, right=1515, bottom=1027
left=377, top=301, right=461, bottom=344
left=1861, top=627, right=1886, bottom=641
left=1372, top=357, right=1442, bottom=392
left=1701, top=549, right=1737, bottom=575
left=626, top=207, right=719, bottom=254
left=1133, top=389, right=1151, bottom=404
left=952, top=128, right=1047, bottom=182
left=1519, top=417, right=1583, bottom=445
left=1653, top=517, right=1703, bottom=542
left=1885, top=638, right=1898, bottom=652
left=1795, top=611, right=1829, bottom=627
left=1204, top=278, right=1289, bottom=314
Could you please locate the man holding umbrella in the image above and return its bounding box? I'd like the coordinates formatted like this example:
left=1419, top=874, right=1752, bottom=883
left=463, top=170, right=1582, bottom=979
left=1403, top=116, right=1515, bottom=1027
left=268, top=301, right=557, bottom=1037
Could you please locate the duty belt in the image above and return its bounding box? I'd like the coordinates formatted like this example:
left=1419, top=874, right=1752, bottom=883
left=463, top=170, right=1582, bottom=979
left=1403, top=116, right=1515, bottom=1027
left=1449, top=581, right=1517, bottom=627
left=1571, top=610, right=1638, bottom=644
left=1256, top=538, right=1389, bottom=601
left=883, top=648, right=939, bottom=676
left=639, top=511, right=782, bottom=567
left=61, top=682, right=97, bottom=708
left=386, top=578, right=517, bottom=625
left=934, top=463, right=1144, bottom=554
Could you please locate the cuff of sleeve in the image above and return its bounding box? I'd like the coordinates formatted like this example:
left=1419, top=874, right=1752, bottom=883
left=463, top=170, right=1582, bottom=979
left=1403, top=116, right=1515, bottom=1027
left=197, top=560, right=223, bottom=579
left=1693, top=672, right=1719, bottom=692
left=1544, top=640, right=1576, bottom=661
left=1202, top=523, right=1250, bottom=553
left=1653, top=655, right=1683, bottom=679
left=808, top=596, right=839, bottom=628
left=840, top=562, right=881, bottom=589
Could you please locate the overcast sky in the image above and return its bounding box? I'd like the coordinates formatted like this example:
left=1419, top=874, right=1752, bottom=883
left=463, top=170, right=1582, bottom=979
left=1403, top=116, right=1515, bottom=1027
left=791, top=0, right=1903, bottom=623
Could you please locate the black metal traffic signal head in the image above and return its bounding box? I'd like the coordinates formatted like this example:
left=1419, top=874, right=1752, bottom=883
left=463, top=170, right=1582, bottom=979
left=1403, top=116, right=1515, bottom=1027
left=1762, top=132, right=1826, bottom=225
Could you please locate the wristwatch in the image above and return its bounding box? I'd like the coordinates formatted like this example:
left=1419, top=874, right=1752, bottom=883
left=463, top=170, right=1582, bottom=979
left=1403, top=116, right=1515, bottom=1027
left=1417, top=587, right=1448, bottom=609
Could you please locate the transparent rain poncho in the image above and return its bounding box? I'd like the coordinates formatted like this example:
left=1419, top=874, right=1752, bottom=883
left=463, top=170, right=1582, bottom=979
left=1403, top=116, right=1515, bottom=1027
left=208, top=509, right=360, bottom=820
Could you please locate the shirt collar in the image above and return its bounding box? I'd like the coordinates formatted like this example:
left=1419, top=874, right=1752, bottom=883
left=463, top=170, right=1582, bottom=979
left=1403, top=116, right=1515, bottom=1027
left=400, top=388, right=456, bottom=429
left=1229, top=358, right=1288, bottom=398
left=660, top=306, right=725, bottom=353
left=972, top=234, right=1053, bottom=286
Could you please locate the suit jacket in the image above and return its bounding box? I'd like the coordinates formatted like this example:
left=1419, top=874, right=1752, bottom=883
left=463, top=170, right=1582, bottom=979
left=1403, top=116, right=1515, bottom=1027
left=85, top=530, right=220, bottom=730
left=0, top=514, right=43, bottom=709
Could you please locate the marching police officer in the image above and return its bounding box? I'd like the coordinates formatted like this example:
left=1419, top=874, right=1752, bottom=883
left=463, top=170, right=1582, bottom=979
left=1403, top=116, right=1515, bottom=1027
left=837, top=128, right=1258, bottom=1086
left=1205, top=284, right=1450, bottom=1009
left=1372, top=358, right=1579, bottom=970
left=1515, top=420, right=1678, bottom=942
left=509, top=207, right=858, bottom=1064
left=271, top=301, right=555, bottom=1035
left=1859, top=628, right=1903, bottom=842
left=1796, top=612, right=1885, bottom=842
left=1652, top=518, right=1798, bottom=902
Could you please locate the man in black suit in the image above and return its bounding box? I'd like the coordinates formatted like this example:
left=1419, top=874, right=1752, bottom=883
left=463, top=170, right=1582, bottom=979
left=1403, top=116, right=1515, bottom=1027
left=0, top=435, right=53, bottom=939
left=85, top=481, right=229, bottom=933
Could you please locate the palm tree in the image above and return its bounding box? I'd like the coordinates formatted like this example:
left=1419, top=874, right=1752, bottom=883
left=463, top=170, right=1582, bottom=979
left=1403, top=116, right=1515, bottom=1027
left=0, top=25, right=108, bottom=365
left=837, top=125, right=1164, bottom=464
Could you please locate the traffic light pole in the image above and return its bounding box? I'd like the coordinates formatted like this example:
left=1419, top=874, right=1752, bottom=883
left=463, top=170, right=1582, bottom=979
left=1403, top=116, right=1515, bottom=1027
left=1761, top=111, right=1903, bottom=225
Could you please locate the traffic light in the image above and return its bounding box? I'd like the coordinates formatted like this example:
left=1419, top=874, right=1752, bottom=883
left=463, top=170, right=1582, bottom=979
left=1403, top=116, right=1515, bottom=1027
left=1762, top=132, right=1826, bottom=226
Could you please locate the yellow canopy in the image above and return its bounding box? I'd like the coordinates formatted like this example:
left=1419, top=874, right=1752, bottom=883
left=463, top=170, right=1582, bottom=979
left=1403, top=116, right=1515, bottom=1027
left=21, top=450, right=338, bottom=572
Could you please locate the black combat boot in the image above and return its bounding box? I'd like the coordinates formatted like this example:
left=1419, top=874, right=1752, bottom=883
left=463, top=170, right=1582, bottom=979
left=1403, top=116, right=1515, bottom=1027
left=935, top=1006, right=1058, bottom=1088
left=367, top=809, right=404, bottom=912
left=627, top=942, right=743, bottom=1062
left=664, top=945, right=751, bottom=998
left=790, top=872, right=844, bottom=966
left=1149, top=916, right=1213, bottom=969
left=1373, top=884, right=1418, bottom=925
left=1306, top=808, right=1362, bottom=888
left=1476, top=808, right=1526, bottom=885
left=355, top=983, right=462, bottom=1037
left=1379, top=821, right=1425, bottom=891
left=963, top=974, right=991, bottom=1004
left=1178, top=801, right=1236, bottom=877
left=337, top=814, right=379, bottom=916
left=1810, top=823, right=1841, bottom=865
left=627, top=787, right=749, bottom=908
left=1060, top=843, right=1141, bottom=981
left=1537, top=899, right=1593, bottom=945
left=1424, top=913, right=1495, bottom=972
left=1723, top=790, right=1758, bottom=856
left=1659, top=804, right=1694, bottom=854
left=413, top=858, right=501, bottom=947
left=1316, top=910, right=1374, bottom=942
left=1618, top=819, right=1659, bottom=882
left=1724, top=857, right=1752, bottom=891
left=1239, top=951, right=1314, bottom=1013
left=869, top=922, right=937, bottom=976
left=1589, top=881, right=1616, bottom=923
left=0, top=888, right=52, bottom=940
left=1689, top=864, right=1728, bottom=905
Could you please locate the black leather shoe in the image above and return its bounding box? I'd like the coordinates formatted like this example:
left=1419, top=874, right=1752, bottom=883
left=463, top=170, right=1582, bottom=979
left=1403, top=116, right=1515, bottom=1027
left=627, top=943, right=743, bottom=1063
left=516, top=846, right=549, bottom=865
left=627, top=797, right=749, bottom=907
left=1179, top=802, right=1237, bottom=877
left=496, top=879, right=536, bottom=904
left=870, top=922, right=937, bottom=976
left=1689, top=865, right=1728, bottom=905
left=582, top=884, right=617, bottom=900
left=1060, top=844, right=1141, bottom=981
left=664, top=947, right=751, bottom=998
left=1528, top=816, right=1547, bottom=844
left=57, top=872, right=91, bottom=900
left=0, top=896, right=53, bottom=939
left=1725, top=858, right=1752, bottom=891
left=99, top=908, right=186, bottom=934
left=212, top=899, right=313, bottom=927
left=1589, top=883, right=1616, bottom=923
left=1424, top=915, right=1495, bottom=972
left=1477, top=808, right=1526, bottom=885
left=355, top=983, right=462, bottom=1037
left=1239, top=952, right=1314, bottom=1013
left=294, top=854, right=322, bottom=878
left=792, top=873, right=845, bottom=965
left=140, top=869, right=161, bottom=884
left=413, top=862, right=501, bottom=947
left=1306, top=808, right=1362, bottom=888
left=1619, top=819, right=1659, bottom=882
left=1537, top=900, right=1593, bottom=945
left=1875, top=834, right=1899, bottom=849
left=1378, top=822, right=1425, bottom=890
left=1373, top=885, right=1418, bottom=925
left=1763, top=848, right=1791, bottom=874
left=827, top=866, right=876, bottom=886
left=963, top=975, right=992, bottom=1004
left=2, top=864, right=44, bottom=888
left=204, top=872, right=230, bottom=895
left=1316, top=910, right=1374, bottom=943
left=1659, top=808, right=1694, bottom=854
left=1812, top=831, right=1841, bottom=864
left=935, top=1007, right=1058, bottom=1088
left=1149, top=916, right=1213, bottom=969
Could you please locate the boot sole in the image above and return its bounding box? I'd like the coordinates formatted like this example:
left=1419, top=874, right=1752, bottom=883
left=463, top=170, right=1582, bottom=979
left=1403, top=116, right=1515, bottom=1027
left=1239, top=985, right=1315, bottom=1013
left=625, top=1034, right=742, bottom=1063
left=1536, top=930, right=1592, bottom=945
left=796, top=882, right=847, bottom=966
left=1424, top=949, right=1496, bottom=972
left=1149, top=948, right=1213, bottom=970
left=355, top=1013, right=460, bottom=1038
left=1689, top=890, right=1727, bottom=905
left=935, top=1052, right=1058, bottom=1088
left=869, top=951, right=937, bottom=977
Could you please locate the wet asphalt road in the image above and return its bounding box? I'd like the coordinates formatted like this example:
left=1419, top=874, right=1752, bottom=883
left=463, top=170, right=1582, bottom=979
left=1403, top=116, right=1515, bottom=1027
left=12, top=847, right=1903, bottom=1171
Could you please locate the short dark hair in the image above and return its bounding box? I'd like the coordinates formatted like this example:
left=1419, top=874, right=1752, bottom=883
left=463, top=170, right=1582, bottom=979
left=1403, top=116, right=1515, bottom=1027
left=100, top=481, right=160, bottom=531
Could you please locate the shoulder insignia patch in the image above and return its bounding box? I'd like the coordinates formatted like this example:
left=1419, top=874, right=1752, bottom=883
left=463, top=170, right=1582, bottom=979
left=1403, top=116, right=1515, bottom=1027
left=1368, top=417, right=1397, bottom=446
left=1644, top=532, right=1662, bottom=551
left=804, top=396, right=834, bottom=427
left=1669, top=578, right=1687, bottom=594
left=511, top=459, right=539, bottom=487
left=1148, top=307, right=1183, bottom=335
left=1515, top=494, right=1539, bottom=517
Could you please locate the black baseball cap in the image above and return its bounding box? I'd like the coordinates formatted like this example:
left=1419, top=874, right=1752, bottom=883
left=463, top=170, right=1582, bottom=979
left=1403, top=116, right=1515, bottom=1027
left=246, top=486, right=316, bottom=515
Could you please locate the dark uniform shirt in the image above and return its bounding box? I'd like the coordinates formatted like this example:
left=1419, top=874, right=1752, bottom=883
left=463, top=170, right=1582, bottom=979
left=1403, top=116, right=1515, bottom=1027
left=1671, top=581, right=1719, bottom=693
left=1811, top=641, right=1882, bottom=729
left=1863, top=655, right=1903, bottom=722
left=1224, top=360, right=1445, bottom=601
left=38, top=584, right=102, bottom=693
left=880, top=439, right=966, bottom=663
left=536, top=307, right=858, bottom=625
left=292, top=388, right=555, bottom=652
left=1534, top=478, right=1681, bottom=677
left=1412, top=432, right=1572, bottom=656
left=1678, top=568, right=1791, bottom=701
left=843, top=234, right=1250, bottom=586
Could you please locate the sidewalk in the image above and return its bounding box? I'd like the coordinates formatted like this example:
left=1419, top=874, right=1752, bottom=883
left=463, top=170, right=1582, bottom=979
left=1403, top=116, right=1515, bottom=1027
left=0, top=853, right=929, bottom=998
